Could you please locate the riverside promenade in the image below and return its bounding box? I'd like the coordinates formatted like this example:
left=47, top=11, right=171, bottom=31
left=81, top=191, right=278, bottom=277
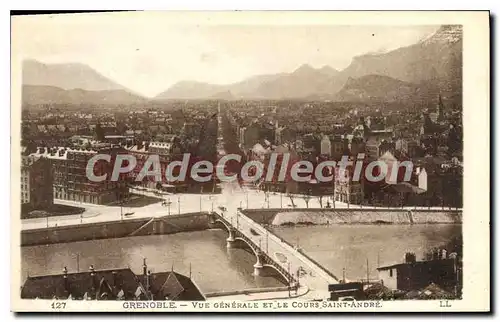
left=22, top=187, right=462, bottom=230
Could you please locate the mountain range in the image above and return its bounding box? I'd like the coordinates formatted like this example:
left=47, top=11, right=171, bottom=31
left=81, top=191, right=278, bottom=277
left=22, top=25, right=462, bottom=105
left=22, top=60, right=146, bottom=105
left=22, top=85, right=147, bottom=106
left=155, top=25, right=462, bottom=101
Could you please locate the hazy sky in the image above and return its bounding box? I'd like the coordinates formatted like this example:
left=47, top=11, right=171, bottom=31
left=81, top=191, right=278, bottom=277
left=13, top=13, right=440, bottom=97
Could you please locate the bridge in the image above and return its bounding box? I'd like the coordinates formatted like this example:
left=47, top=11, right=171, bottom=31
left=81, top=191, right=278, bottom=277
left=209, top=210, right=338, bottom=300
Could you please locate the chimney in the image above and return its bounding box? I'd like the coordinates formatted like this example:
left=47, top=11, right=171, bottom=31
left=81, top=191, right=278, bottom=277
left=143, top=258, right=147, bottom=277
left=63, top=266, right=69, bottom=293
left=89, top=265, right=97, bottom=291
left=112, top=271, right=118, bottom=288
left=404, top=252, right=416, bottom=264
left=146, top=270, right=151, bottom=293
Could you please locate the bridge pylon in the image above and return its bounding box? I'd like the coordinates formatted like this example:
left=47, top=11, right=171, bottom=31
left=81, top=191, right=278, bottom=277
left=226, top=228, right=236, bottom=248
left=253, top=251, right=264, bottom=276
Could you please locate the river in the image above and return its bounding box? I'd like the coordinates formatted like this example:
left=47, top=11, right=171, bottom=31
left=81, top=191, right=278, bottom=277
left=21, top=229, right=284, bottom=294
left=22, top=224, right=461, bottom=293
left=271, top=224, right=462, bottom=281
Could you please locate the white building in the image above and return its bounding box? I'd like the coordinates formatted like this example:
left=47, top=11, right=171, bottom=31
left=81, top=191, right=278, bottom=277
left=320, top=135, right=332, bottom=156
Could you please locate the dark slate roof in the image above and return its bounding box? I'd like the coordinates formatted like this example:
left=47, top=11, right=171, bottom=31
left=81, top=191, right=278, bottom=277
left=377, top=259, right=456, bottom=271
left=149, top=272, right=205, bottom=301
left=21, top=268, right=140, bottom=300
left=21, top=268, right=205, bottom=301
left=383, top=182, right=426, bottom=194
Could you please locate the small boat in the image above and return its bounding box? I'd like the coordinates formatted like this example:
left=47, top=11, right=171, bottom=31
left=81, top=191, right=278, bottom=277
left=250, top=228, right=260, bottom=236
left=124, top=212, right=135, bottom=217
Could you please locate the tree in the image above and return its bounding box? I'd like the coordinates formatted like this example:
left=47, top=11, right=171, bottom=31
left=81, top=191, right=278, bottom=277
left=318, top=195, right=324, bottom=208
left=287, top=193, right=296, bottom=208
left=302, top=190, right=312, bottom=208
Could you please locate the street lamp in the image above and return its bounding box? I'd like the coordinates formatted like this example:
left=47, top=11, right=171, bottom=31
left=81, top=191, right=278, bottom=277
left=296, top=269, right=300, bottom=293
left=266, top=230, right=269, bottom=253
left=287, top=262, right=291, bottom=297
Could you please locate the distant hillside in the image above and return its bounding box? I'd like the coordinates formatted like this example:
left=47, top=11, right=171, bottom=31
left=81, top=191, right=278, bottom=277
left=155, top=65, right=341, bottom=100
left=335, top=75, right=420, bottom=102
left=154, top=73, right=287, bottom=100
left=22, top=25, right=462, bottom=103
left=155, top=25, right=462, bottom=101
left=250, top=64, right=343, bottom=99
left=22, top=60, right=147, bottom=105
left=22, top=85, right=147, bottom=106
left=340, top=25, right=462, bottom=93
left=22, top=60, right=135, bottom=93
left=211, top=90, right=235, bottom=100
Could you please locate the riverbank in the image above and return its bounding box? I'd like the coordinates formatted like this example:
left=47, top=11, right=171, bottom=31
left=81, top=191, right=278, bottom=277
left=21, top=208, right=462, bottom=247
left=21, top=212, right=210, bottom=246
left=243, top=208, right=462, bottom=226
left=205, top=285, right=309, bottom=300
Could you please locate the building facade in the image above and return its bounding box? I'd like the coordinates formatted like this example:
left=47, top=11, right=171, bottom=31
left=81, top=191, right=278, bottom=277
left=334, top=166, right=364, bottom=205
left=31, top=145, right=129, bottom=205
left=377, top=252, right=459, bottom=292
left=21, top=155, right=54, bottom=210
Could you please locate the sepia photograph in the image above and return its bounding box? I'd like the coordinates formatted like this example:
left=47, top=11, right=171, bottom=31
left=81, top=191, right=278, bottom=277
left=10, top=11, right=489, bottom=312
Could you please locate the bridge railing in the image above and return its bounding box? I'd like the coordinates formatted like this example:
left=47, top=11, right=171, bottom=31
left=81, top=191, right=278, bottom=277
left=237, top=210, right=340, bottom=282
left=212, top=213, right=296, bottom=284
left=236, top=229, right=297, bottom=284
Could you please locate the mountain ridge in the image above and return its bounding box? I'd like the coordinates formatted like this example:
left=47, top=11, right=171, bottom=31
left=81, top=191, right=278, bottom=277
left=22, top=25, right=462, bottom=103
left=22, top=60, right=147, bottom=105
left=334, top=74, right=420, bottom=102
left=22, top=84, right=147, bottom=106
left=23, top=59, right=138, bottom=93
left=155, top=25, right=462, bottom=100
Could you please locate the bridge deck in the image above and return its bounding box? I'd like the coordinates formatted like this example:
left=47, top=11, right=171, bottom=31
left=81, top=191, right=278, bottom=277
left=214, top=211, right=337, bottom=300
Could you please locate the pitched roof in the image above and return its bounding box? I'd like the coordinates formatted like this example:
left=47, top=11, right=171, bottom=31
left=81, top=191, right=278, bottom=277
left=377, top=258, right=456, bottom=271
left=383, top=182, right=426, bottom=194
left=21, top=268, right=205, bottom=301
left=149, top=272, right=205, bottom=301
left=21, top=268, right=139, bottom=300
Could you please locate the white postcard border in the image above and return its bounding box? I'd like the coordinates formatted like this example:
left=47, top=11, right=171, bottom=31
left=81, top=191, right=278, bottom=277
left=10, top=10, right=490, bottom=312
